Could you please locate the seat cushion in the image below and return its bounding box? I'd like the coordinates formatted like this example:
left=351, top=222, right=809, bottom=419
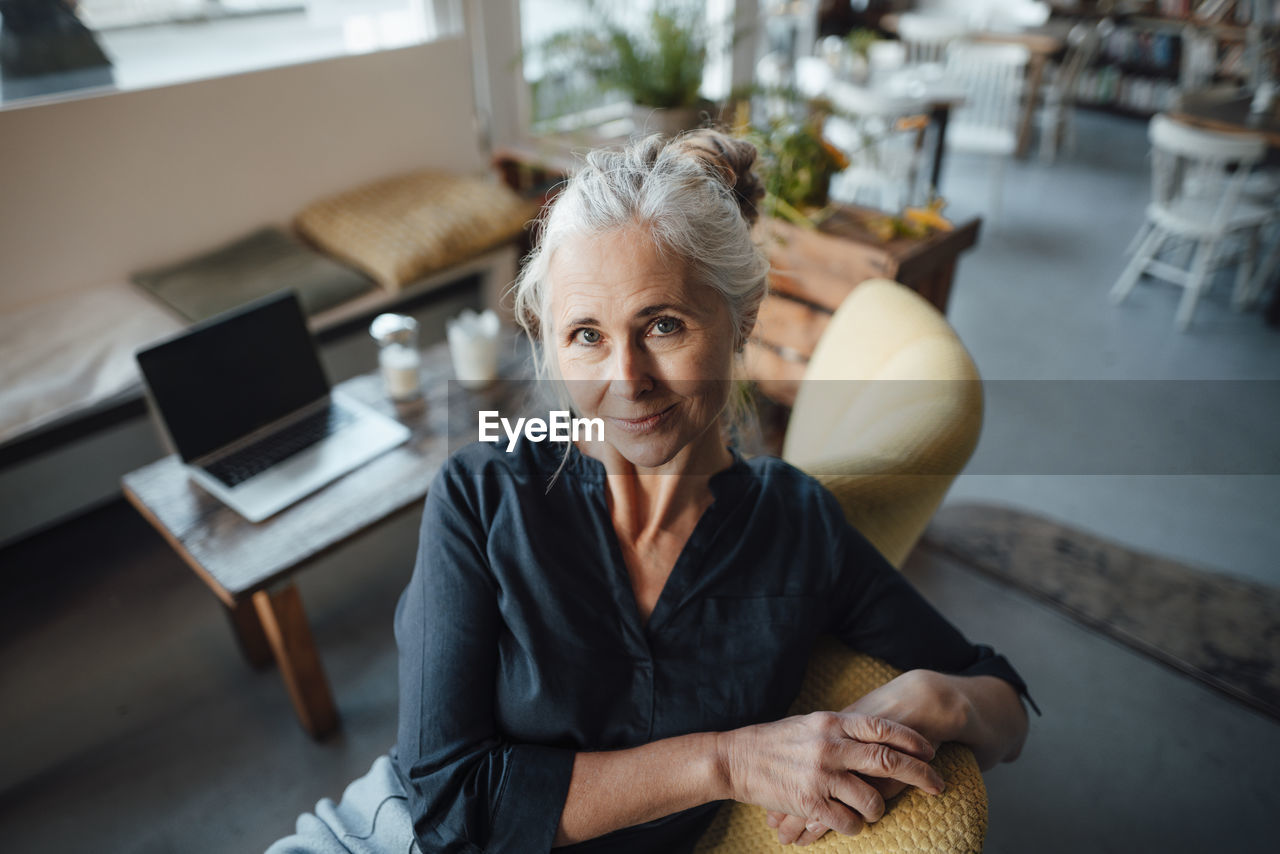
left=945, top=123, right=1016, bottom=156
left=264, top=755, right=419, bottom=854
left=1148, top=196, right=1273, bottom=237
left=131, top=227, right=376, bottom=323
left=0, top=283, right=183, bottom=444
left=294, top=170, right=538, bottom=292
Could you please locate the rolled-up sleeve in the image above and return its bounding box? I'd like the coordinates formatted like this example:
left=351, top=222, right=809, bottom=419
left=820, top=490, right=1040, bottom=716
left=392, top=463, right=577, bottom=853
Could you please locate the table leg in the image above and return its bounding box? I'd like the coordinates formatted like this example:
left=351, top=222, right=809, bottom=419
left=924, top=259, right=958, bottom=315
left=225, top=599, right=273, bottom=670
left=252, top=585, right=340, bottom=738
left=1016, top=54, right=1047, bottom=159
left=929, top=105, right=951, bottom=194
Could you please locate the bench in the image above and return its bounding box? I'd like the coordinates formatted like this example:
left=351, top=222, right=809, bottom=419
left=0, top=36, right=509, bottom=545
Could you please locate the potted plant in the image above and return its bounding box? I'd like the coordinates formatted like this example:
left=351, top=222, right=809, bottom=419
left=737, top=96, right=952, bottom=239
left=736, top=97, right=851, bottom=225
left=527, top=0, right=714, bottom=136
left=751, top=116, right=848, bottom=219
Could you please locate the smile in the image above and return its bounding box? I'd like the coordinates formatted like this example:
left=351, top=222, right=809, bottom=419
left=606, top=403, right=677, bottom=434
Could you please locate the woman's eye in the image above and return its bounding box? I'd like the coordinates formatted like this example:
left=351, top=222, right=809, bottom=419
left=574, top=328, right=602, bottom=345
left=650, top=317, right=681, bottom=336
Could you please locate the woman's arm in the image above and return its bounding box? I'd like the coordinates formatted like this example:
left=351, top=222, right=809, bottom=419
left=552, top=711, right=944, bottom=847
left=395, top=466, right=580, bottom=853
left=768, top=490, right=1037, bottom=847
left=553, top=732, right=723, bottom=847
left=934, top=672, right=1030, bottom=768
left=843, top=670, right=1028, bottom=769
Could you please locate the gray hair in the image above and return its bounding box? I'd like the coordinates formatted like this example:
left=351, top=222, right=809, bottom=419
left=507, top=129, right=769, bottom=443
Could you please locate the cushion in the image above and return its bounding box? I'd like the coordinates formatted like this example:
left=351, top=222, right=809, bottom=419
left=131, top=227, right=376, bottom=323
left=293, top=170, right=537, bottom=292
left=0, top=282, right=183, bottom=444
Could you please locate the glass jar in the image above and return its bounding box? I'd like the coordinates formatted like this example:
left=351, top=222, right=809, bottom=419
left=369, top=313, right=422, bottom=402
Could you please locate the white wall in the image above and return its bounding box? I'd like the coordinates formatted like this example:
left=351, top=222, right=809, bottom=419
left=0, top=36, right=483, bottom=312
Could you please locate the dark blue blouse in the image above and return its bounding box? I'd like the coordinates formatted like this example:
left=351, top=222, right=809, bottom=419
left=390, top=438, right=1033, bottom=854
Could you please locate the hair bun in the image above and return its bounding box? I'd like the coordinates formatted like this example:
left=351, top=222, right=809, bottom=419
left=672, top=129, right=764, bottom=227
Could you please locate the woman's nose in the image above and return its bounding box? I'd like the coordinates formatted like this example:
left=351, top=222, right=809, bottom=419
left=609, top=340, right=655, bottom=400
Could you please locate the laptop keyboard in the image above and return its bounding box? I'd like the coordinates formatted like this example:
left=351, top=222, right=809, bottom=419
left=203, top=403, right=359, bottom=488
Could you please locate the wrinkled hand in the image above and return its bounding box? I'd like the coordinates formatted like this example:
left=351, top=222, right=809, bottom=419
left=720, top=710, right=944, bottom=843
left=764, top=672, right=959, bottom=846
left=765, top=775, right=919, bottom=846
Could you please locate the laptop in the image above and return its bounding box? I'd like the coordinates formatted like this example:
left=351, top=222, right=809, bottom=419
left=135, top=290, right=411, bottom=523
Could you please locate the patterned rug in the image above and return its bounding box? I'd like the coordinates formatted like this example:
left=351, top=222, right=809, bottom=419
left=921, top=502, right=1280, bottom=721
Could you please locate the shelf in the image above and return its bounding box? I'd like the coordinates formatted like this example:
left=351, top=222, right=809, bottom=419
left=1049, top=7, right=1250, bottom=40
left=1130, top=15, right=1247, bottom=41
left=1077, top=101, right=1158, bottom=119
left=1093, top=59, right=1180, bottom=79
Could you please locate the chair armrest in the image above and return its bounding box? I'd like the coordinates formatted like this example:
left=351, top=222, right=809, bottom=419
left=693, top=636, right=988, bottom=853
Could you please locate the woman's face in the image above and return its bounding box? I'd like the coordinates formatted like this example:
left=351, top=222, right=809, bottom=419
left=546, top=226, right=739, bottom=471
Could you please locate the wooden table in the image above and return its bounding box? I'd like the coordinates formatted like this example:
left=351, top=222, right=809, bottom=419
left=122, top=333, right=534, bottom=737
left=746, top=205, right=981, bottom=406
left=880, top=14, right=1067, bottom=159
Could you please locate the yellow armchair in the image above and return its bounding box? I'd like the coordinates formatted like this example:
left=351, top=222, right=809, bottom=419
left=696, top=279, right=986, bottom=854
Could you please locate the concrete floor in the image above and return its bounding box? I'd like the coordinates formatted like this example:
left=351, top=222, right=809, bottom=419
left=937, top=111, right=1280, bottom=590
left=1, top=110, right=1277, bottom=852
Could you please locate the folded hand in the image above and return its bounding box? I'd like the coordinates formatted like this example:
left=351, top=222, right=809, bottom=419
left=720, top=710, right=944, bottom=844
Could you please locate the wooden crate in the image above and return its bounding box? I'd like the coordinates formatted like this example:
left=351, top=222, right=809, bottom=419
left=746, top=206, right=981, bottom=407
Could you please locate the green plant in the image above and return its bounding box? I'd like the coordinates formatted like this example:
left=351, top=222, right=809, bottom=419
left=844, top=27, right=879, bottom=61
left=728, top=77, right=919, bottom=227
left=528, top=0, right=709, bottom=111
left=744, top=113, right=850, bottom=224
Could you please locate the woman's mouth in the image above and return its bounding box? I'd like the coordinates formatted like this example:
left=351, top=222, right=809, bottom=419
left=606, top=403, right=677, bottom=434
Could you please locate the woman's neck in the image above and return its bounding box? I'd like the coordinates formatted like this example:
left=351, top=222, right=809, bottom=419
left=579, top=427, right=733, bottom=540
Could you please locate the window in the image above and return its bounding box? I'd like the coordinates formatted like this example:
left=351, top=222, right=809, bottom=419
left=0, top=0, right=462, bottom=110
left=515, top=0, right=742, bottom=133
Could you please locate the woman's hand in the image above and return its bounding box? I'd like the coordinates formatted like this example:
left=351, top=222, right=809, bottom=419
left=764, top=671, right=966, bottom=846
left=717, top=710, right=945, bottom=842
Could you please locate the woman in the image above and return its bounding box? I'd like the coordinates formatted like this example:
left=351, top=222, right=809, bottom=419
left=268, top=130, right=1033, bottom=854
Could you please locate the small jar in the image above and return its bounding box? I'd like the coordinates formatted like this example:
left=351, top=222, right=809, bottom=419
left=369, top=313, right=422, bottom=402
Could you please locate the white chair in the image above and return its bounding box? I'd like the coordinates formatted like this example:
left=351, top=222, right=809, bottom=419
left=1109, top=114, right=1270, bottom=331
left=867, top=39, right=907, bottom=79
left=942, top=42, right=1030, bottom=218
left=896, top=13, right=970, bottom=67
left=1038, top=19, right=1111, bottom=162
left=983, top=1, right=1051, bottom=32
left=755, top=51, right=794, bottom=123
left=794, top=55, right=833, bottom=99
left=917, top=0, right=1047, bottom=30
left=824, top=81, right=930, bottom=212
left=1243, top=168, right=1280, bottom=308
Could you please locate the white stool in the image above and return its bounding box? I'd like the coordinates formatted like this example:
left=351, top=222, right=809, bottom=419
left=1109, top=114, right=1270, bottom=331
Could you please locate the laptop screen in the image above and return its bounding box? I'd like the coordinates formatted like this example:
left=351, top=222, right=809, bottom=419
left=136, top=291, right=331, bottom=462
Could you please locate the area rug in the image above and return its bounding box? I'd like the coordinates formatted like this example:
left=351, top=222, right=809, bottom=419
left=920, top=502, right=1280, bottom=721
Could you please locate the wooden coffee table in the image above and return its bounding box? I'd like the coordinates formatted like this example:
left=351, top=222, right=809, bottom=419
left=122, top=332, right=533, bottom=738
